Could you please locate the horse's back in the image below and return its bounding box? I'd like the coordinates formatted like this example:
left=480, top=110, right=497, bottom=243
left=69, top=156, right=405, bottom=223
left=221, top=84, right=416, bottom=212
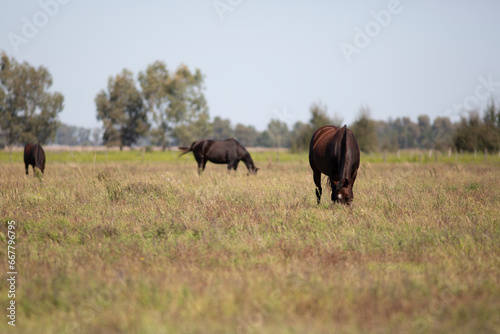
left=309, top=125, right=340, bottom=171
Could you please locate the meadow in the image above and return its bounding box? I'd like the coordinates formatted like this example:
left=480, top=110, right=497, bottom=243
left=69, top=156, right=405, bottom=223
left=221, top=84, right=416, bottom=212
left=0, top=149, right=499, bottom=333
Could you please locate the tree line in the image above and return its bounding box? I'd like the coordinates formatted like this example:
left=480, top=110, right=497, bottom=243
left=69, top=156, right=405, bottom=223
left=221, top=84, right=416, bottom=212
left=2, top=52, right=500, bottom=153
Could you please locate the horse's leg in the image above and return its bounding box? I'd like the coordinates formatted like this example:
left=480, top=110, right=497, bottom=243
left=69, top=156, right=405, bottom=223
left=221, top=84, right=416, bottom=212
left=25, top=163, right=29, bottom=175
left=234, top=160, right=240, bottom=171
left=226, top=161, right=234, bottom=174
left=201, top=160, right=207, bottom=173
left=313, top=169, right=322, bottom=204
left=330, top=177, right=337, bottom=202
left=195, top=157, right=203, bottom=175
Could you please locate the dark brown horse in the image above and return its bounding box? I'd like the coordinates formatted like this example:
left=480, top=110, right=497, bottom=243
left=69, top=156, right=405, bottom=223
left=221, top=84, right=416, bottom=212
left=309, top=125, right=360, bottom=205
left=24, top=143, right=46, bottom=176
left=179, top=138, right=259, bottom=175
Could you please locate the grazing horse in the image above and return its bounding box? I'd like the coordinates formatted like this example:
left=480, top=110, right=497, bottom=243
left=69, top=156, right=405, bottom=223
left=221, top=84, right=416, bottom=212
left=309, top=125, right=360, bottom=205
left=179, top=138, right=259, bottom=175
left=24, top=143, right=46, bottom=176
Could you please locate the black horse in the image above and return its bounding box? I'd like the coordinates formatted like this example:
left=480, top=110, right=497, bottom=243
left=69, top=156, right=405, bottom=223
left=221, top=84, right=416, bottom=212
left=179, top=139, right=259, bottom=175
left=24, top=143, right=46, bottom=176
left=309, top=125, right=360, bottom=205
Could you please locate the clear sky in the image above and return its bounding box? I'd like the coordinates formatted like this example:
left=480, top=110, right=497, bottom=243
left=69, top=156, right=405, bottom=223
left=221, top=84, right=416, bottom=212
left=1, top=0, right=499, bottom=131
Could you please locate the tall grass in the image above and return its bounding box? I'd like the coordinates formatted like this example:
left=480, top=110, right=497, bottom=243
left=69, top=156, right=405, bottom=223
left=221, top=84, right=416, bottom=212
left=0, top=153, right=499, bottom=333
left=2, top=148, right=499, bottom=164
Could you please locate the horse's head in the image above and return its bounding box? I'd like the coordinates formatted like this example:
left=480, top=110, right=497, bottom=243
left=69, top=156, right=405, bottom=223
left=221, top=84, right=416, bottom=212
left=248, top=167, right=259, bottom=175
left=333, top=187, right=353, bottom=205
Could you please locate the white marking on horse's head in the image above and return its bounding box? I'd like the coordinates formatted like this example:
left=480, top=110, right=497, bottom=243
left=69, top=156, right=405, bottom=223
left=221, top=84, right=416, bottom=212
left=337, top=193, right=342, bottom=200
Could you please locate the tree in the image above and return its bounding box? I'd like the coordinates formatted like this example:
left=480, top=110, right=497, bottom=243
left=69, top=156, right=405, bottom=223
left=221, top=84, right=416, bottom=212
left=55, top=123, right=79, bottom=145
left=290, top=102, right=343, bottom=152
left=309, top=102, right=339, bottom=130
left=417, top=115, right=432, bottom=148
left=431, top=117, right=453, bottom=150
left=95, top=69, right=149, bottom=150
left=453, top=102, right=500, bottom=153
left=90, top=127, right=103, bottom=146
left=256, top=131, right=273, bottom=147
left=390, top=117, right=420, bottom=149
left=350, top=106, right=377, bottom=153
left=375, top=120, right=398, bottom=151
left=172, top=110, right=211, bottom=146
left=234, top=123, right=258, bottom=147
left=138, top=62, right=210, bottom=148
left=483, top=99, right=500, bottom=151
left=290, top=121, right=313, bottom=153
left=267, top=119, right=290, bottom=148
left=54, top=123, right=91, bottom=145
left=0, top=52, right=63, bottom=154
left=168, top=65, right=210, bottom=146
left=138, top=61, right=171, bottom=149
left=212, top=116, right=233, bottom=140
left=453, top=111, right=482, bottom=152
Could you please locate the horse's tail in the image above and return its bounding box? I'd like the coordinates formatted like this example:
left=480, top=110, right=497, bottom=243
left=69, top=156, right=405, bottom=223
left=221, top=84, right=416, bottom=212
left=178, top=142, right=195, bottom=157
left=334, top=125, right=348, bottom=195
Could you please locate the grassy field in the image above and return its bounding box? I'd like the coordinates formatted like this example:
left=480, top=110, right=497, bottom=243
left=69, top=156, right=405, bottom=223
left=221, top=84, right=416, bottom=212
left=0, top=149, right=499, bottom=333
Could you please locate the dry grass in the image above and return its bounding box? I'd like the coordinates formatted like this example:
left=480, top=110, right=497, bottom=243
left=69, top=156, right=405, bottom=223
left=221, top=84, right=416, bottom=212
left=0, top=157, right=499, bottom=333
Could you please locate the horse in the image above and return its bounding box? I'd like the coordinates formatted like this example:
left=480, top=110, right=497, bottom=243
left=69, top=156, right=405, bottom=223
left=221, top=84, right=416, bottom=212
left=309, top=125, right=360, bottom=205
left=24, top=143, right=46, bottom=176
left=179, top=138, right=259, bottom=175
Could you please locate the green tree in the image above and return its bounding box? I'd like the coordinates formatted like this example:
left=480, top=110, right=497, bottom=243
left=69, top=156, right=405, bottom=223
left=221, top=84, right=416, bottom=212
left=256, top=130, right=273, bottom=147
left=95, top=69, right=149, bottom=150
left=309, top=102, right=338, bottom=130
left=375, top=120, right=398, bottom=151
left=170, top=65, right=209, bottom=146
left=267, top=119, right=290, bottom=148
left=172, top=110, right=211, bottom=147
left=171, top=112, right=211, bottom=147
left=139, top=62, right=209, bottom=149
left=54, top=123, right=91, bottom=146
left=55, top=123, right=78, bottom=145
left=289, top=102, right=343, bottom=152
left=350, top=107, right=377, bottom=153
left=417, top=115, right=432, bottom=148
left=290, top=121, right=313, bottom=153
left=454, top=111, right=482, bottom=152
left=483, top=99, right=500, bottom=151
left=432, top=116, right=453, bottom=150
left=212, top=116, right=233, bottom=140
left=138, top=61, right=171, bottom=149
left=234, top=123, right=258, bottom=147
left=453, top=101, right=500, bottom=153
left=0, top=52, right=63, bottom=155
left=391, top=117, right=420, bottom=149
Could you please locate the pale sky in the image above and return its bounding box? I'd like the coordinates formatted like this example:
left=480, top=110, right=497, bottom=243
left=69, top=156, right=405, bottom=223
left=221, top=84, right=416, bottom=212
left=1, top=0, right=499, bottom=131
